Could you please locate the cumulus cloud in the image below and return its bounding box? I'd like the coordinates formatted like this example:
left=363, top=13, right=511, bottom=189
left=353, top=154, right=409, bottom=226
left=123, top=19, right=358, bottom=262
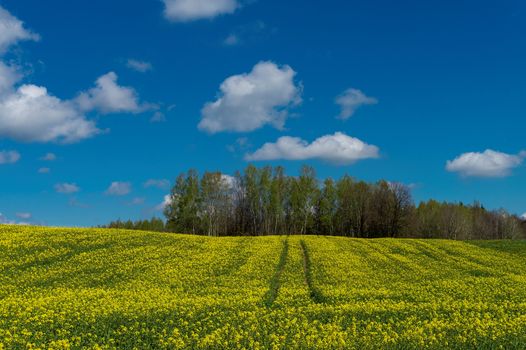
left=0, top=150, right=20, bottom=164
left=245, top=132, right=380, bottom=165
left=199, top=61, right=301, bottom=133
left=446, top=150, right=525, bottom=178
left=40, top=152, right=56, bottom=161
left=0, top=7, right=156, bottom=144
left=155, top=194, right=172, bottom=211
left=335, top=88, right=377, bottom=120
left=105, top=181, right=132, bottom=196
left=0, top=65, right=101, bottom=143
left=38, top=167, right=50, bottom=174
left=0, top=6, right=39, bottom=53
left=126, top=59, right=152, bottom=73
left=144, top=179, right=171, bottom=189
left=55, top=183, right=80, bottom=194
left=0, top=8, right=98, bottom=143
left=162, top=0, right=239, bottom=22
left=521, top=213, right=526, bottom=220
left=0, top=8, right=149, bottom=143
left=221, top=174, right=236, bottom=188
left=76, top=72, right=146, bottom=114
left=0, top=62, right=20, bottom=94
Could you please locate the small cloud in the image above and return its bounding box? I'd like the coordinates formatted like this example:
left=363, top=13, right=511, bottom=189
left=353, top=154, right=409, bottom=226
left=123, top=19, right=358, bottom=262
left=221, top=174, right=236, bottom=189
left=0, top=150, right=20, bottom=164
left=126, top=59, right=153, bottom=73
left=0, top=6, right=40, bottom=53
left=105, top=181, right=132, bottom=196
left=150, top=111, right=166, bottom=123
left=446, top=149, right=525, bottom=178
left=38, top=167, right=50, bottom=174
left=40, top=152, right=56, bottom=161
left=162, top=0, right=240, bottom=22
left=55, top=183, right=80, bottom=194
left=144, top=179, right=170, bottom=190
left=245, top=132, right=380, bottom=165
left=335, top=88, right=377, bottom=120
left=198, top=61, right=302, bottom=133
left=155, top=194, right=172, bottom=211
left=15, top=212, right=31, bottom=219
left=75, top=72, right=149, bottom=114
left=521, top=213, right=526, bottom=220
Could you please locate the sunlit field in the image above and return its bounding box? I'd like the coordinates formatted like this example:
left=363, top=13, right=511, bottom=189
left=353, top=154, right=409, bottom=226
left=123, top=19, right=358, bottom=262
left=2, top=225, right=526, bottom=349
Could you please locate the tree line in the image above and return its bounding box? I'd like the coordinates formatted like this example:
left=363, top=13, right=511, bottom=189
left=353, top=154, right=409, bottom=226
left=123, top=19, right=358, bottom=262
left=143, top=165, right=524, bottom=239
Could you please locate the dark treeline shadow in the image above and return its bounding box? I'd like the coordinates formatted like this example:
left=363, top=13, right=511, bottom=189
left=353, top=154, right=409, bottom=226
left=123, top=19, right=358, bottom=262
left=102, top=165, right=526, bottom=240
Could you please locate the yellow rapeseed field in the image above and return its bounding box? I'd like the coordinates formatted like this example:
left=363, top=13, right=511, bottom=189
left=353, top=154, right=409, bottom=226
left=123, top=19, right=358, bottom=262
left=1, top=225, right=526, bottom=349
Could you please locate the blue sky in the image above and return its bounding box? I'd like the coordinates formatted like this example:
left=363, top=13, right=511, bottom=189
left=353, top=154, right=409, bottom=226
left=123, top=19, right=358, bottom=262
left=0, top=0, right=524, bottom=226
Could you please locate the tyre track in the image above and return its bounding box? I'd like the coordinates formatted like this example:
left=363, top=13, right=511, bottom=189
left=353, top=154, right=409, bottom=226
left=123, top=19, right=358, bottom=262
left=300, top=240, right=326, bottom=303
left=262, top=239, right=289, bottom=307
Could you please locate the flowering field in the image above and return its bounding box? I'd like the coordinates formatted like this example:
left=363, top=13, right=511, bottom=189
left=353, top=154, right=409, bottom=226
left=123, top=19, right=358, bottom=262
left=1, top=226, right=526, bottom=349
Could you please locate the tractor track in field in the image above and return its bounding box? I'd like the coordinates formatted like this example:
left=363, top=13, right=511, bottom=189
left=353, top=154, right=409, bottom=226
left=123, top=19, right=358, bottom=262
left=300, top=240, right=326, bottom=304
left=262, top=239, right=289, bottom=307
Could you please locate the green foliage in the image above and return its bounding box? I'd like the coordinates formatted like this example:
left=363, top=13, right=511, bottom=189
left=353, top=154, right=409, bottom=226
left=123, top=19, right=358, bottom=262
left=162, top=165, right=525, bottom=239
left=102, top=217, right=165, bottom=232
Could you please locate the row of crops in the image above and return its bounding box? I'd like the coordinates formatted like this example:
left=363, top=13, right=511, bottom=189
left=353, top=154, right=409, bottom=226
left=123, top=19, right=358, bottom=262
left=1, top=225, right=526, bottom=349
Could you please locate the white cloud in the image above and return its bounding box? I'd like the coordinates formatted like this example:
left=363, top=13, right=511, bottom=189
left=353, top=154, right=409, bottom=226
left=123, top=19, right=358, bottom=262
left=0, top=7, right=152, bottom=144
left=156, top=194, right=172, bottom=211
left=520, top=213, right=526, bottom=220
left=40, top=152, right=56, bottom=161
left=221, top=174, right=236, bottom=188
left=38, top=167, right=50, bottom=174
left=0, top=6, right=39, bottom=53
left=0, top=150, right=20, bottom=164
left=0, top=9, right=99, bottom=144
left=335, top=88, right=377, bottom=120
left=55, top=183, right=80, bottom=194
left=446, top=150, right=525, bottom=178
left=105, top=181, right=132, bottom=196
left=144, top=179, right=171, bottom=189
left=245, top=132, right=380, bottom=165
left=0, top=65, right=101, bottom=143
left=16, top=212, right=31, bottom=219
left=199, top=61, right=301, bottom=133
left=0, top=62, right=20, bottom=94
left=76, top=72, right=146, bottom=114
left=162, top=0, right=239, bottom=22
left=126, top=59, right=152, bottom=73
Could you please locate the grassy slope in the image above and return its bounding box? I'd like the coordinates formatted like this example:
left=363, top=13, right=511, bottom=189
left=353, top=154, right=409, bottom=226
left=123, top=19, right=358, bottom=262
left=1, top=225, right=526, bottom=349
